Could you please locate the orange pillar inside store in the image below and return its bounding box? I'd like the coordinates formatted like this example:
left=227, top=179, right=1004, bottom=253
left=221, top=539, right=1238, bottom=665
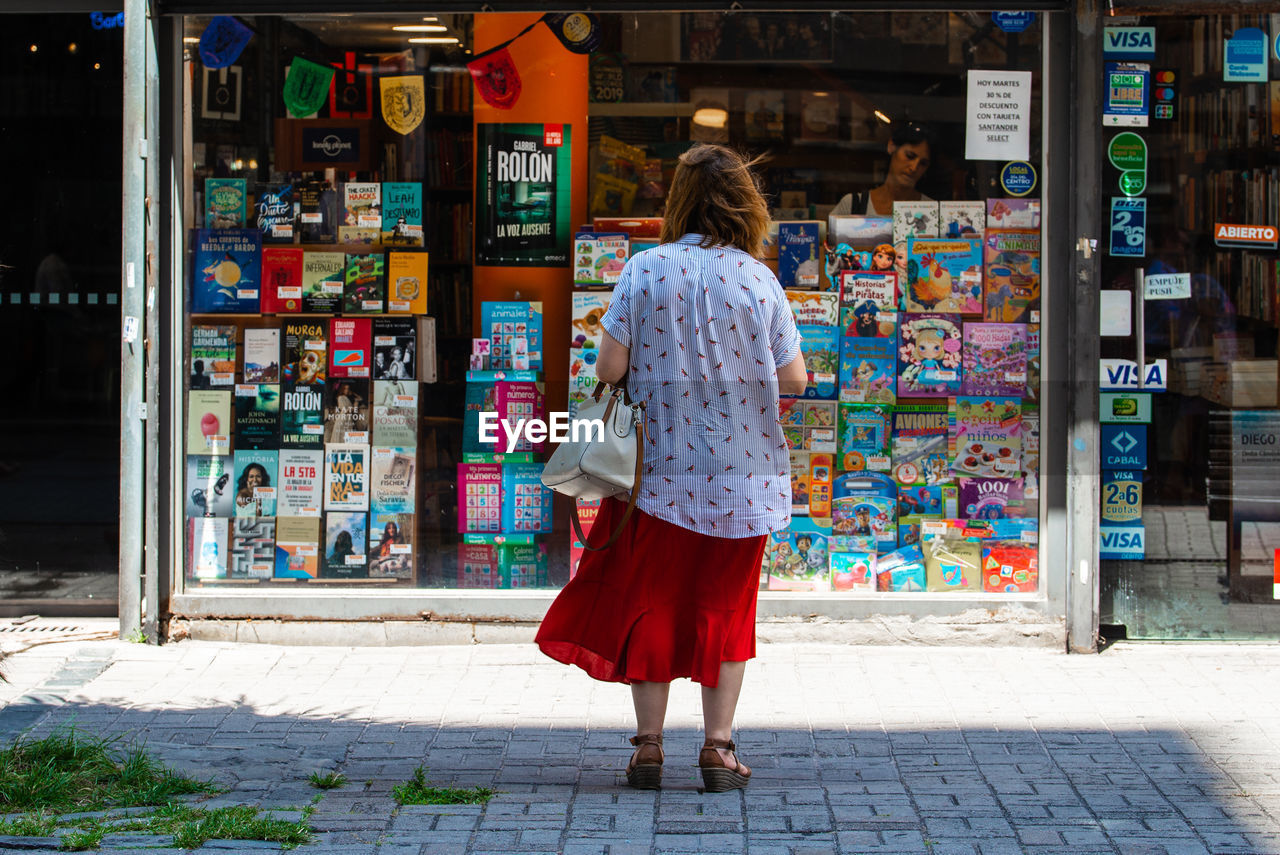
left=472, top=14, right=589, bottom=410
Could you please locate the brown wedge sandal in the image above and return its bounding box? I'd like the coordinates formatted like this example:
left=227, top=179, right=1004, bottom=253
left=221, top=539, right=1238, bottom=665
left=625, top=733, right=664, bottom=790
left=699, top=738, right=752, bottom=792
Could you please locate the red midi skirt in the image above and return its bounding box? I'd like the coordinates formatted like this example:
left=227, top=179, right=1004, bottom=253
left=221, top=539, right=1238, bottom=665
left=535, top=497, right=768, bottom=688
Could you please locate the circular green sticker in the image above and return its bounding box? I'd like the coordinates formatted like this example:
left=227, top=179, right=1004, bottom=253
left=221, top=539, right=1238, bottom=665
left=1108, top=132, right=1147, bottom=172
left=1119, top=170, right=1146, bottom=196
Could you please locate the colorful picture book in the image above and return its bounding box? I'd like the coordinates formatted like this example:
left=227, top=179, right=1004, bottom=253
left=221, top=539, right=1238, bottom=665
left=830, top=551, right=875, bottom=591
left=787, top=291, right=839, bottom=327
left=891, top=201, right=939, bottom=279
left=789, top=449, right=811, bottom=515
left=986, top=197, right=1041, bottom=229
left=339, top=181, right=381, bottom=244
left=961, top=322, right=1027, bottom=396
left=951, top=396, right=1022, bottom=479
left=983, top=229, right=1041, bottom=323
left=840, top=270, right=898, bottom=313
left=380, top=182, right=424, bottom=247
left=897, top=314, right=962, bottom=397
left=796, top=324, right=839, bottom=399
left=830, top=471, right=897, bottom=555
left=838, top=336, right=896, bottom=404
left=501, top=463, right=554, bottom=533
left=827, top=216, right=893, bottom=289
left=495, top=382, right=547, bottom=453
left=959, top=477, right=1025, bottom=520
left=192, top=228, right=261, bottom=313
left=777, top=221, right=823, bottom=290
left=837, top=403, right=891, bottom=472
left=481, top=301, right=544, bottom=370
left=190, top=325, right=236, bottom=388
left=765, top=517, right=830, bottom=591
left=573, top=232, right=629, bottom=286
left=780, top=399, right=837, bottom=453
left=458, top=462, right=503, bottom=533
left=938, top=201, right=985, bottom=238
left=903, top=236, right=983, bottom=314
left=891, top=404, right=951, bottom=487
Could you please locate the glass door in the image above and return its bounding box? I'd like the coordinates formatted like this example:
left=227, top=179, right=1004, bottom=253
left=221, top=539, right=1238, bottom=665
left=1100, top=12, right=1280, bottom=639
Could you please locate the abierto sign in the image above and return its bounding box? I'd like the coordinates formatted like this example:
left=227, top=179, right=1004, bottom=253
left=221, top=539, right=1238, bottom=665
left=1214, top=223, right=1278, bottom=249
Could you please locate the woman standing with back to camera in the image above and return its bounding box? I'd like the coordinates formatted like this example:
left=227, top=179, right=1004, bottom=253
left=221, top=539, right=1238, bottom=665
left=536, top=144, right=808, bottom=792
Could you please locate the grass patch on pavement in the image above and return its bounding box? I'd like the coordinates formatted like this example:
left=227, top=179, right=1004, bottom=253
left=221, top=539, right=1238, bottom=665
left=307, top=771, right=347, bottom=790
left=0, top=726, right=217, bottom=813
left=392, top=766, right=495, bottom=806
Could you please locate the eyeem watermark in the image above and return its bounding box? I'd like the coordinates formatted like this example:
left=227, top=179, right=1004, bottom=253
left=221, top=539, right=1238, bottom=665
left=479, top=412, right=604, bottom=453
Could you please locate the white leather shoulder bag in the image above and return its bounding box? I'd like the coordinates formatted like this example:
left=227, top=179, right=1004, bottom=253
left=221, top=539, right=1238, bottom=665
left=540, top=382, right=646, bottom=551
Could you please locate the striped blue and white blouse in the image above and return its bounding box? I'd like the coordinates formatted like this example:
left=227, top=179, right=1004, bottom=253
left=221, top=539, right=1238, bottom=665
left=600, top=234, right=802, bottom=538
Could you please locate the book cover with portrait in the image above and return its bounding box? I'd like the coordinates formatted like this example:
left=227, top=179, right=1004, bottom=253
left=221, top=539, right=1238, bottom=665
left=322, top=511, right=369, bottom=578
left=372, top=317, right=416, bottom=381
left=283, top=321, right=327, bottom=386
left=232, top=449, right=278, bottom=518
left=372, top=380, right=418, bottom=448
left=323, top=378, right=370, bottom=444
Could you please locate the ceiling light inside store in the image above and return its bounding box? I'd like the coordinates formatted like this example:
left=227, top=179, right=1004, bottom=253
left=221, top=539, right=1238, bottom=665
left=393, top=24, right=447, bottom=32
left=29, top=44, right=37, bottom=52
left=68, top=43, right=78, bottom=53
left=183, top=37, right=200, bottom=44
left=408, top=37, right=460, bottom=44
left=874, top=110, right=891, bottom=124
left=692, top=108, right=728, bottom=129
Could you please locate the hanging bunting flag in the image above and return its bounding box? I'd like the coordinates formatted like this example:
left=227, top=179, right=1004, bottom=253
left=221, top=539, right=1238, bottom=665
left=380, top=75, right=426, bottom=135
left=282, top=57, right=334, bottom=119
left=329, top=51, right=373, bottom=119
left=543, top=13, right=602, bottom=54
left=468, top=47, right=522, bottom=110
left=198, top=16, right=253, bottom=69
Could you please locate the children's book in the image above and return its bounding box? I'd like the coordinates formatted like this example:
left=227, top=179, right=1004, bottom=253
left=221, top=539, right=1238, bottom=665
left=837, top=404, right=891, bottom=472
left=780, top=400, right=837, bottom=453
left=496, top=382, right=547, bottom=453
left=458, top=462, right=503, bottom=533
left=904, top=236, right=984, bottom=314
left=276, top=449, right=323, bottom=517
left=959, top=477, right=1025, bottom=520
left=983, top=229, right=1041, bottom=323
left=787, top=291, right=839, bottom=327
left=572, top=232, right=629, bottom=286
left=897, top=313, right=962, bottom=397
left=329, top=317, right=372, bottom=379
left=840, top=270, right=898, bottom=312
left=809, top=453, right=834, bottom=517
left=386, top=252, right=429, bottom=314
left=370, top=446, right=416, bottom=514
left=259, top=247, right=304, bottom=314
left=1025, top=323, right=1041, bottom=400
left=274, top=516, right=320, bottom=578
left=830, top=471, right=897, bottom=555
left=571, top=291, right=611, bottom=349
left=481, top=301, right=544, bottom=370
left=191, top=229, right=261, bottom=313
left=301, top=251, right=345, bottom=314
left=891, top=201, right=939, bottom=280
left=233, top=383, right=281, bottom=450
left=282, top=321, right=327, bottom=386
left=344, top=253, right=385, bottom=314
left=568, top=348, right=599, bottom=420
left=185, top=454, right=234, bottom=517
left=765, top=518, right=830, bottom=591
left=243, top=328, right=280, bottom=384
left=938, top=201, right=986, bottom=238
left=826, top=216, right=893, bottom=291
left=875, top=543, right=927, bottom=591
left=188, top=517, right=229, bottom=579
left=187, top=390, right=231, bottom=456
left=322, top=511, right=368, bottom=578
left=777, top=221, right=823, bottom=290
left=228, top=517, right=275, bottom=579
left=297, top=179, right=337, bottom=244
left=204, top=178, right=247, bottom=229
left=830, top=551, right=875, bottom=591
left=368, top=511, right=414, bottom=579
left=789, top=450, right=811, bottom=515
left=339, top=181, right=381, bottom=245
left=951, top=395, right=1022, bottom=479
left=795, top=325, right=839, bottom=399
left=461, top=382, right=499, bottom=454
left=323, top=378, right=370, bottom=444
left=1021, top=404, right=1040, bottom=500
left=838, top=335, right=896, bottom=404
left=898, top=484, right=959, bottom=518
left=324, top=443, right=370, bottom=512
left=839, top=305, right=896, bottom=340
left=372, top=380, right=418, bottom=448
left=891, top=403, right=952, bottom=487
left=254, top=183, right=296, bottom=244
left=190, top=325, right=236, bottom=388
left=372, top=318, right=416, bottom=382
left=232, top=449, right=279, bottom=518
left=501, top=463, right=554, bottom=533
left=922, top=536, right=982, bottom=592
left=981, top=544, right=1039, bottom=592
left=986, top=197, right=1041, bottom=229
left=380, top=182, right=424, bottom=247
left=961, top=322, right=1027, bottom=396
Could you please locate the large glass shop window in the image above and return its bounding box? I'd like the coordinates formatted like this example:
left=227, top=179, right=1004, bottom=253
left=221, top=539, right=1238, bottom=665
left=180, top=11, right=1043, bottom=594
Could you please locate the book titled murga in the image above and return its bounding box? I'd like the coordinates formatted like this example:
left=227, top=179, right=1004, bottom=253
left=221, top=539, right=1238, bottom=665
left=281, top=383, right=324, bottom=449
left=283, top=321, right=327, bottom=385
left=233, top=383, right=281, bottom=450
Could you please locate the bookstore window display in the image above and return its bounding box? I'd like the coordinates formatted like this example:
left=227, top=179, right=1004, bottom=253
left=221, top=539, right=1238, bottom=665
left=178, top=10, right=1047, bottom=598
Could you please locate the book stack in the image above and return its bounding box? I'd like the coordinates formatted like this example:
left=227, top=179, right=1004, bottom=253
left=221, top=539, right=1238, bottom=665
left=763, top=198, right=1044, bottom=594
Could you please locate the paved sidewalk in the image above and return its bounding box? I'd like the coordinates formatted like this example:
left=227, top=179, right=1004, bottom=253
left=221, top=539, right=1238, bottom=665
left=3, top=640, right=1280, bottom=854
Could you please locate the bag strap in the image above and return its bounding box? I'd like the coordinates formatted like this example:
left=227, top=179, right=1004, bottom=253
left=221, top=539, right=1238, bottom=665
left=574, top=409, right=646, bottom=552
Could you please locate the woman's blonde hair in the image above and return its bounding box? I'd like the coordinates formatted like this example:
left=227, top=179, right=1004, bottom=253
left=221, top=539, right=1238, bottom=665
left=659, top=144, right=770, bottom=258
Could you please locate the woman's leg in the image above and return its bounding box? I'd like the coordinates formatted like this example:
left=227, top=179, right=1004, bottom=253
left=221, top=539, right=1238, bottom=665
left=701, top=660, right=746, bottom=761
left=631, top=680, right=671, bottom=735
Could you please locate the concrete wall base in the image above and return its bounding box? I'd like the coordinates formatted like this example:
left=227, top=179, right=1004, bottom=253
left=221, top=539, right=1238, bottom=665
left=171, top=607, right=1065, bottom=649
